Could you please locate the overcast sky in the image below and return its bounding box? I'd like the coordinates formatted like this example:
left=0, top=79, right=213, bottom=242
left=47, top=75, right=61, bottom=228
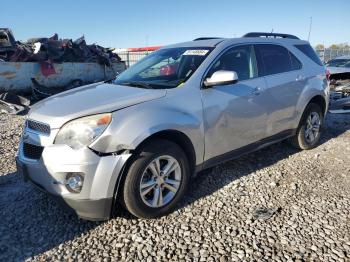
left=1, top=0, right=349, bottom=48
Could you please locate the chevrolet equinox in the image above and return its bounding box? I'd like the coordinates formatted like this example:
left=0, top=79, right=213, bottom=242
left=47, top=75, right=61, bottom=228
left=16, top=32, right=330, bottom=220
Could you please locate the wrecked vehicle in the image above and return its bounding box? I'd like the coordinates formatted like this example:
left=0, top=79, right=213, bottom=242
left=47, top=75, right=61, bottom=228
left=326, top=55, right=350, bottom=81
left=329, top=79, right=350, bottom=113
left=326, top=56, right=350, bottom=113
left=16, top=32, right=329, bottom=220
left=0, top=92, right=30, bottom=114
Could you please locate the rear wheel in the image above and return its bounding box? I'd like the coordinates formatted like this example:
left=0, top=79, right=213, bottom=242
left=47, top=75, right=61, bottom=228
left=122, top=139, right=190, bottom=218
left=290, top=103, right=323, bottom=150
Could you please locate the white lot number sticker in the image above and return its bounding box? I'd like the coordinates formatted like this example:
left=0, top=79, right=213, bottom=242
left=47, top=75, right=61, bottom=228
left=183, top=49, right=209, bottom=56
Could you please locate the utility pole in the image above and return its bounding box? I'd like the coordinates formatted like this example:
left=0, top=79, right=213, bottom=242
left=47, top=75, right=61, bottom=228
left=308, top=17, right=312, bottom=41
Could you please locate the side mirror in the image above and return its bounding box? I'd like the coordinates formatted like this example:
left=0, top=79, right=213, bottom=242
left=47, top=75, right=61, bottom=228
left=203, top=70, right=238, bottom=88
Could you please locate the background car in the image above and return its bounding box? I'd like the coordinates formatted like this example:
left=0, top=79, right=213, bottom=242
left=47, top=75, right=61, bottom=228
left=326, top=55, right=350, bottom=76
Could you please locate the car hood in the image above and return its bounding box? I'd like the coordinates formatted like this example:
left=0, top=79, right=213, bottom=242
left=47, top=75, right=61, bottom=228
left=29, top=82, right=167, bottom=128
left=327, top=66, right=350, bottom=75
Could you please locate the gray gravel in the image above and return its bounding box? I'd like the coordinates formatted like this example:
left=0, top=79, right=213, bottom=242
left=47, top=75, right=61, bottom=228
left=0, top=113, right=349, bottom=261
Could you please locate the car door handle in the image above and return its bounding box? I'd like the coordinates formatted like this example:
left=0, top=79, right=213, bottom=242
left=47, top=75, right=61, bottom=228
left=251, top=86, right=261, bottom=95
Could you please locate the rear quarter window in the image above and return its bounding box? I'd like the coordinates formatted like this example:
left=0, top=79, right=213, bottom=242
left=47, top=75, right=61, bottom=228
left=290, top=52, right=302, bottom=70
left=294, top=44, right=323, bottom=66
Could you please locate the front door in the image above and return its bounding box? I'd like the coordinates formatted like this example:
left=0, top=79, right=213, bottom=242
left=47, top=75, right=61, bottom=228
left=201, top=44, right=269, bottom=162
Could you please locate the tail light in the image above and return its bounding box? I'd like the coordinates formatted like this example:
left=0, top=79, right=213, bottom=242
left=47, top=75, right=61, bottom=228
left=326, top=69, right=330, bottom=81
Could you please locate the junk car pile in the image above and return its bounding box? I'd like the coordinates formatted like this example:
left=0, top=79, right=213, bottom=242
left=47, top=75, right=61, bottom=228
left=0, top=28, right=126, bottom=114
left=0, top=28, right=121, bottom=66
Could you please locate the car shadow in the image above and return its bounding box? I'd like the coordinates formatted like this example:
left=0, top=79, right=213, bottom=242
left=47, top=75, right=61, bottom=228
left=178, top=112, right=350, bottom=213
left=0, top=171, right=102, bottom=261
left=0, top=113, right=349, bottom=261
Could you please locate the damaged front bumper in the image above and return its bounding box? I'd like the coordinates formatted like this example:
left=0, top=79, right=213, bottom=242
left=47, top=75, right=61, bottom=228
left=16, top=129, right=131, bottom=220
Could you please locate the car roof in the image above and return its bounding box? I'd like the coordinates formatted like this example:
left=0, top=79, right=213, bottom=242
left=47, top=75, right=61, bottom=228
left=163, top=36, right=308, bottom=49
left=164, top=38, right=225, bottom=48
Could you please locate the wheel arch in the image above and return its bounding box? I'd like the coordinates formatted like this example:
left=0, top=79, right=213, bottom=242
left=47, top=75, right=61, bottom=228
left=290, top=96, right=326, bottom=150
left=133, top=130, right=197, bottom=174
left=296, top=94, right=327, bottom=128
left=111, top=129, right=197, bottom=216
left=308, top=95, right=327, bottom=115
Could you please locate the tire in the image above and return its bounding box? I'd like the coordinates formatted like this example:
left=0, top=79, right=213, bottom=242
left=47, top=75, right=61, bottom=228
left=290, top=103, right=324, bottom=150
left=122, top=139, right=190, bottom=218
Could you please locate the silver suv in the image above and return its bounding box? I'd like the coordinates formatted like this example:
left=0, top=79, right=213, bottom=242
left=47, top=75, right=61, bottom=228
left=16, top=32, right=330, bottom=220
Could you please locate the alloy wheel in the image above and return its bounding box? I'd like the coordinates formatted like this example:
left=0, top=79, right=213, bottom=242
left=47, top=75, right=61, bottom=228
left=139, top=155, right=182, bottom=208
left=304, top=111, right=321, bottom=143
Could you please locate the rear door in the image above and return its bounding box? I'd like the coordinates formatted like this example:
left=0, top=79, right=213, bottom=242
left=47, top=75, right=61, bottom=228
left=254, top=44, right=305, bottom=136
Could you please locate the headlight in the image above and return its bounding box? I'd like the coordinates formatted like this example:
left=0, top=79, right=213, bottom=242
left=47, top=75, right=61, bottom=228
left=55, top=113, right=112, bottom=150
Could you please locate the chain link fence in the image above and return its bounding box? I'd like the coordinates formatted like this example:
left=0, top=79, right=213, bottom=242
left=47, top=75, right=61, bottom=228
left=116, top=51, right=153, bottom=67
left=316, top=48, right=350, bottom=62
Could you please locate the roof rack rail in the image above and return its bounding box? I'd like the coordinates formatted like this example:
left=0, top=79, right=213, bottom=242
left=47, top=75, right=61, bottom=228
left=193, top=37, right=222, bottom=41
left=243, top=32, right=299, bottom=40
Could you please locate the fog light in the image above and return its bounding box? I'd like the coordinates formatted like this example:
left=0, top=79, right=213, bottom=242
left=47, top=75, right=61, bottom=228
left=65, top=173, right=84, bottom=193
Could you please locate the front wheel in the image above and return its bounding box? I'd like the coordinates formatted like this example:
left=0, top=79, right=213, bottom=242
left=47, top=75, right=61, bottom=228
left=122, top=139, right=190, bottom=218
left=290, top=103, right=324, bottom=150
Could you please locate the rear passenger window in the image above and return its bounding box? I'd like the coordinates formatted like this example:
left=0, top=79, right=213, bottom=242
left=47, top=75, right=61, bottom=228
left=255, top=44, right=295, bottom=76
left=294, top=44, right=323, bottom=66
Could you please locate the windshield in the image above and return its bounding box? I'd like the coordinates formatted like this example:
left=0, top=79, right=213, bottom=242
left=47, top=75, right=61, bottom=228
left=114, top=47, right=213, bottom=89
left=326, top=59, right=350, bottom=68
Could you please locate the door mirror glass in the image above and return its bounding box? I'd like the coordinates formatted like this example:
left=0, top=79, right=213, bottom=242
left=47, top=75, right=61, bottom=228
left=204, top=70, right=238, bottom=87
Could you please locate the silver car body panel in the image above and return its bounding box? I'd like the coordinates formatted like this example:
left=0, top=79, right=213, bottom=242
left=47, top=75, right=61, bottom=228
left=29, top=82, right=167, bottom=129
left=17, top=36, right=329, bottom=220
left=201, top=77, right=269, bottom=161
left=90, top=85, right=205, bottom=166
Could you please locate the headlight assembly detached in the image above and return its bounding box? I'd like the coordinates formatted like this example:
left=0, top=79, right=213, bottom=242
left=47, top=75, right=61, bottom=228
left=55, top=113, right=112, bottom=150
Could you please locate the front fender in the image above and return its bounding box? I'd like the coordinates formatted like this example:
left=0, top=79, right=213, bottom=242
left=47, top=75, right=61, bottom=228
left=90, top=101, right=204, bottom=166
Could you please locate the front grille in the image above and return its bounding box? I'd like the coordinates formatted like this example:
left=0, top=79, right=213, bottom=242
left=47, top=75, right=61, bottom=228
left=23, top=143, right=44, bottom=160
left=26, top=119, right=50, bottom=135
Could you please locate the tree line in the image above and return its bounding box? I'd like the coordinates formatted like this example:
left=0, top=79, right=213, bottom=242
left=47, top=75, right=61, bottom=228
left=315, top=43, right=350, bottom=50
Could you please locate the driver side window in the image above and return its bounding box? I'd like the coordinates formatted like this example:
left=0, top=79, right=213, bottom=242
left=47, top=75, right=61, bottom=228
left=208, top=45, right=258, bottom=81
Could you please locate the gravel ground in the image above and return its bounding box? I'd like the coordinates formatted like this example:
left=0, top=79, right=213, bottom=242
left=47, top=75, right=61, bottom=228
left=0, top=113, right=349, bottom=261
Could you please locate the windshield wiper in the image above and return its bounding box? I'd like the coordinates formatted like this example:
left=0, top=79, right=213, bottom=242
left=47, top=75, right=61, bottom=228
left=121, top=81, right=153, bottom=89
